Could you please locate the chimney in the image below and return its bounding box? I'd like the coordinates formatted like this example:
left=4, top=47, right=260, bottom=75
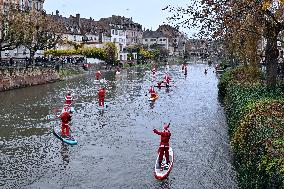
left=76, top=13, right=81, bottom=27
left=56, top=10, right=59, bottom=17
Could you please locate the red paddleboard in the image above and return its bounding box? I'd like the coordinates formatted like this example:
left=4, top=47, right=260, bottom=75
left=154, top=147, right=174, bottom=180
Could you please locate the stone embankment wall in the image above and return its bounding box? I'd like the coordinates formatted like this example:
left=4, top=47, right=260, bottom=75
left=0, top=67, right=60, bottom=91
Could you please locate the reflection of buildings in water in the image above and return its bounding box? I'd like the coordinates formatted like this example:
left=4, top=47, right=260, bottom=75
left=61, top=143, right=70, bottom=167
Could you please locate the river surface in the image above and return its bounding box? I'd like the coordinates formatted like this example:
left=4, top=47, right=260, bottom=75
left=0, top=64, right=238, bottom=189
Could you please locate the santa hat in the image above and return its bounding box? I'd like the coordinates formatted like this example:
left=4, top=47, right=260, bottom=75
left=163, top=123, right=169, bottom=130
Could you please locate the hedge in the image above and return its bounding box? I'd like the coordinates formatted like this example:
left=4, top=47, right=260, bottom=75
left=219, top=66, right=284, bottom=188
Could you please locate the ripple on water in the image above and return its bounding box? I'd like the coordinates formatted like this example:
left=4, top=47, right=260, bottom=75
left=0, top=64, right=238, bottom=189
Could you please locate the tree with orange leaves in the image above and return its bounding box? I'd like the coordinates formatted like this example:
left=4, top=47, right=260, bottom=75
left=166, top=0, right=284, bottom=86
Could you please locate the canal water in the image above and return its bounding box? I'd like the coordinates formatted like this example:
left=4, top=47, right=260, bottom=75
left=0, top=64, right=238, bottom=189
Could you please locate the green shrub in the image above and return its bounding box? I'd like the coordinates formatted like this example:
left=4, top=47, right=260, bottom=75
left=218, top=66, right=263, bottom=99
left=232, top=99, right=284, bottom=189
left=219, top=66, right=284, bottom=188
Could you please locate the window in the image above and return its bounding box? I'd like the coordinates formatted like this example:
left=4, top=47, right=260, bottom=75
left=145, top=39, right=148, bottom=42
left=115, top=30, right=118, bottom=35
left=112, top=30, right=115, bottom=35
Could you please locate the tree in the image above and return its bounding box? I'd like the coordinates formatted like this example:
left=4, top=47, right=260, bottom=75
left=166, top=0, right=284, bottom=86
left=21, top=10, right=62, bottom=62
left=104, top=42, right=117, bottom=65
left=0, top=4, right=25, bottom=60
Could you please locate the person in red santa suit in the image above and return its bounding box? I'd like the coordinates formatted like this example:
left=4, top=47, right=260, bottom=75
left=149, top=85, right=157, bottom=98
left=98, top=87, right=106, bottom=107
left=163, top=74, right=171, bottom=87
left=64, top=91, right=73, bottom=106
left=153, top=123, right=171, bottom=169
left=59, top=110, right=72, bottom=138
left=95, top=71, right=102, bottom=80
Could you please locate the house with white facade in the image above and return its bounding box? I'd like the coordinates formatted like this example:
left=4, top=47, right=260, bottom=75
left=95, top=15, right=143, bottom=62
left=110, top=26, right=127, bottom=52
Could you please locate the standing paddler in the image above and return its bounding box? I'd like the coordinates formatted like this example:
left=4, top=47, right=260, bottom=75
left=153, top=123, right=171, bottom=169
left=64, top=91, right=73, bottom=106
left=95, top=71, right=102, bottom=80
left=98, top=87, right=106, bottom=107
left=59, top=109, right=72, bottom=138
left=163, top=73, right=171, bottom=87
left=149, top=85, right=157, bottom=99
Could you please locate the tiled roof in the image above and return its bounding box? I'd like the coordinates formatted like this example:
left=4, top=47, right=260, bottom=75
left=46, top=13, right=142, bottom=36
left=143, top=30, right=165, bottom=38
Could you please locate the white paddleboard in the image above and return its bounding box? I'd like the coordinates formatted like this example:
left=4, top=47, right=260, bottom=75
left=154, top=147, right=174, bottom=180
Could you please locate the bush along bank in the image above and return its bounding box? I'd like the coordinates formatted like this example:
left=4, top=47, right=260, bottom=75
left=218, top=66, right=284, bottom=188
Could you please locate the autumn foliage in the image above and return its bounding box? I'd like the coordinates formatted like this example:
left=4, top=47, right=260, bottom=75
left=166, top=0, right=284, bottom=85
left=219, top=66, right=284, bottom=188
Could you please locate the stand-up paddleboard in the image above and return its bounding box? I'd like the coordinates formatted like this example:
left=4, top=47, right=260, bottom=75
left=98, top=101, right=110, bottom=110
left=154, top=147, right=174, bottom=180
left=148, top=94, right=159, bottom=101
left=53, top=127, right=77, bottom=145
left=154, top=85, right=171, bottom=88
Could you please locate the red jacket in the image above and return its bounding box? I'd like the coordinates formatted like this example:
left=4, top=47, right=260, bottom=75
left=60, top=111, right=71, bottom=125
left=164, top=75, right=171, bottom=84
left=95, top=71, right=102, bottom=79
left=153, top=129, right=171, bottom=147
left=98, top=88, right=106, bottom=98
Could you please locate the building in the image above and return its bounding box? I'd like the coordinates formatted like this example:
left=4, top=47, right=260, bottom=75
left=157, top=25, right=187, bottom=56
left=142, top=30, right=169, bottom=50
left=0, top=0, right=44, bottom=12
left=96, top=15, right=143, bottom=61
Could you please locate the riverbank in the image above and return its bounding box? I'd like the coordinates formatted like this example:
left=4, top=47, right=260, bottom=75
left=0, top=64, right=91, bottom=92
left=0, top=58, right=187, bottom=92
left=0, top=67, right=60, bottom=92
left=218, top=66, right=284, bottom=188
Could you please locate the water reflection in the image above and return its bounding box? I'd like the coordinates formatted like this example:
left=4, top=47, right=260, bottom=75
left=60, top=144, right=70, bottom=168
left=149, top=101, right=156, bottom=109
